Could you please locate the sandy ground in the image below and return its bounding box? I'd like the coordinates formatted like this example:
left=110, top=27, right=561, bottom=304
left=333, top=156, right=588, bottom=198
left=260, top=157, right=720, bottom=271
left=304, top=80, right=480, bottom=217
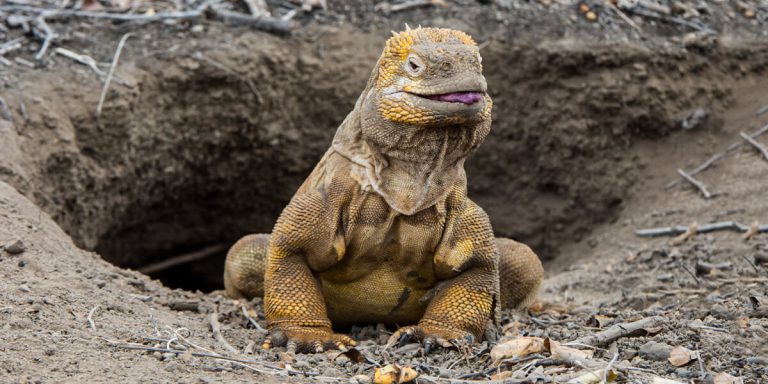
left=2, top=1, right=768, bottom=383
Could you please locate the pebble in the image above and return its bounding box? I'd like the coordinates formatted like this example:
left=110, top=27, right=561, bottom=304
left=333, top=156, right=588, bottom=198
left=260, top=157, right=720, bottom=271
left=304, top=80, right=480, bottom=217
left=638, top=341, right=673, bottom=361
left=5, top=239, right=26, bottom=254
left=18, top=284, right=30, bottom=293
left=656, top=273, right=674, bottom=282
left=710, top=304, right=735, bottom=320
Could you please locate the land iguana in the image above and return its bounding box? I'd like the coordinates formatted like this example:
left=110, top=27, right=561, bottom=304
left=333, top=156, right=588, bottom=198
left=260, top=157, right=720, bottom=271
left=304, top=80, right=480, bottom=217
left=224, top=27, right=544, bottom=354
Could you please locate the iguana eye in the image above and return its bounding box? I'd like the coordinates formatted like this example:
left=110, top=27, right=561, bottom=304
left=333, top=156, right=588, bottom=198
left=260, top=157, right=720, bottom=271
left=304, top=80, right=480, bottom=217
left=405, top=54, right=425, bottom=76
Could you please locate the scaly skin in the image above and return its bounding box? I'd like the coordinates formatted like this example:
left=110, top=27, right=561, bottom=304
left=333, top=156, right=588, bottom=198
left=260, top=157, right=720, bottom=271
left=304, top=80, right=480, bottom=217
left=224, top=27, right=544, bottom=354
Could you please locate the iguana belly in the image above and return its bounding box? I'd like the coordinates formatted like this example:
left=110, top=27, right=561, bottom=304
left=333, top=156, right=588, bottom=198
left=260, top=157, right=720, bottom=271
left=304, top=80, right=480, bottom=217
left=320, top=263, right=430, bottom=327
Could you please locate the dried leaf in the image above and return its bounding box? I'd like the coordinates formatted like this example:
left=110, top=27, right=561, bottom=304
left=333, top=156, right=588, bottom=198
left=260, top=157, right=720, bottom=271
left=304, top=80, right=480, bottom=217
left=544, top=338, right=594, bottom=360
left=373, top=364, right=418, bottom=384
left=490, top=336, right=545, bottom=363
left=586, top=314, right=615, bottom=328
left=735, top=316, right=750, bottom=328
left=567, top=368, right=616, bottom=383
left=713, top=372, right=740, bottom=384
left=528, top=301, right=568, bottom=316
left=668, top=346, right=696, bottom=367
left=749, top=295, right=768, bottom=309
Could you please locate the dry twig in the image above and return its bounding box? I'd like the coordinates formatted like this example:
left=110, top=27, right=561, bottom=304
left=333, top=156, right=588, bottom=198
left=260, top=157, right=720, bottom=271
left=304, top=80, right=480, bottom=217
left=636, top=221, right=752, bottom=237
left=208, top=312, right=238, bottom=354
left=97, top=32, right=132, bottom=116
left=671, top=222, right=697, bottom=245
left=87, top=305, right=100, bottom=330
left=205, top=7, right=291, bottom=34
left=567, top=316, right=664, bottom=347
left=241, top=305, right=266, bottom=331
left=0, top=37, right=24, bottom=55
left=54, top=47, right=105, bottom=76
left=139, top=243, right=229, bottom=274
left=375, top=0, right=447, bottom=14
left=740, top=131, right=768, bottom=161
left=33, top=14, right=56, bottom=60
left=677, top=169, right=712, bottom=198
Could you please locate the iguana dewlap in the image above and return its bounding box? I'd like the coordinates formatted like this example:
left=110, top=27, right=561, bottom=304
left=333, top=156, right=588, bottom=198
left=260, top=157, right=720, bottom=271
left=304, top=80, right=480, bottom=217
left=224, top=27, right=544, bottom=354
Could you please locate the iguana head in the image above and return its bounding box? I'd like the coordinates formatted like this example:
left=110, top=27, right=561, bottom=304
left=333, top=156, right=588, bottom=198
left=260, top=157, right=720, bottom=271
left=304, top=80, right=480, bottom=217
left=372, top=27, right=491, bottom=127
left=332, top=27, right=492, bottom=215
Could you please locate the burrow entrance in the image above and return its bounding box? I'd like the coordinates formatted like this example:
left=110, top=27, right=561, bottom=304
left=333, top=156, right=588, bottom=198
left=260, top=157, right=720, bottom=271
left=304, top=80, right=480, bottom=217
left=3, top=29, right=761, bottom=292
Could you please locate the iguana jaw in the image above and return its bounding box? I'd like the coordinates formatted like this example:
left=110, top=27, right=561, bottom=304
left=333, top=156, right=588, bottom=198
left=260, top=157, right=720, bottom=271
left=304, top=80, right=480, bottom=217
left=378, top=73, right=489, bottom=122
left=401, top=74, right=488, bottom=105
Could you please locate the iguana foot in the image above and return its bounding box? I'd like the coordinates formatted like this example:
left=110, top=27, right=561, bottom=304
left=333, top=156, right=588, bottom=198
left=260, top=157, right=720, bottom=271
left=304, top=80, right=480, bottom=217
left=386, top=323, right=474, bottom=354
left=263, top=325, right=356, bottom=353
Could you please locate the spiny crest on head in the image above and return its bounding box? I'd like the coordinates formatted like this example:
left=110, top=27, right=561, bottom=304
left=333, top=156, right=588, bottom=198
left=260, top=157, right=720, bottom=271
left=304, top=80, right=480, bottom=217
left=384, top=26, right=476, bottom=61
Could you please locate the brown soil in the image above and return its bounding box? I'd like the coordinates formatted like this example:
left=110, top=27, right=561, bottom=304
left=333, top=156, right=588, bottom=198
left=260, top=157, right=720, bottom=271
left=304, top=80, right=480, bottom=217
left=1, top=2, right=768, bottom=383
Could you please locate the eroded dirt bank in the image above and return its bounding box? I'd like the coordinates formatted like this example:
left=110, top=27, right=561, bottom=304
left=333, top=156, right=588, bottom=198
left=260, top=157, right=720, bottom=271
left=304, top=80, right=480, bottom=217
left=1, top=7, right=768, bottom=384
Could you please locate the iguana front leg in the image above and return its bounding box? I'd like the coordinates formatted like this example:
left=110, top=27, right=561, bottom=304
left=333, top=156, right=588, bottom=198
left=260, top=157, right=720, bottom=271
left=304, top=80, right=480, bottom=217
left=388, top=199, right=498, bottom=352
left=262, top=190, right=355, bottom=353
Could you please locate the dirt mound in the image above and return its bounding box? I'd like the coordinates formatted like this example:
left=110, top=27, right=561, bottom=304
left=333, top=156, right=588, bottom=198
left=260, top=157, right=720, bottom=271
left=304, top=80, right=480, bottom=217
left=1, top=3, right=768, bottom=383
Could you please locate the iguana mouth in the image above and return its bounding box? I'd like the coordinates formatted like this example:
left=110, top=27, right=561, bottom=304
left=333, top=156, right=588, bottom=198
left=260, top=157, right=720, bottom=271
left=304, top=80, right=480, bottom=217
left=421, top=91, right=484, bottom=105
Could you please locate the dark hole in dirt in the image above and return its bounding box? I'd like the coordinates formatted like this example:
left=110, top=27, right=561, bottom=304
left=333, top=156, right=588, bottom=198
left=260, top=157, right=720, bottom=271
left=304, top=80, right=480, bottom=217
left=8, top=33, right=748, bottom=292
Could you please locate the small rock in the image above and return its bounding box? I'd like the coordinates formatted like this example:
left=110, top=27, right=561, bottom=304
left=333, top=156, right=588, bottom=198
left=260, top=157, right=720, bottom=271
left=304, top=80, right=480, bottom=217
left=191, top=24, right=205, bottom=33
left=676, top=368, right=692, bottom=378
left=710, top=304, right=735, bottom=320
left=18, top=260, right=27, bottom=268
left=657, top=273, right=674, bottom=282
left=94, top=279, right=106, bottom=289
left=18, top=284, right=30, bottom=293
left=5, top=239, right=26, bottom=254
left=162, top=353, right=176, bottom=360
left=349, top=374, right=372, bottom=384
left=639, top=341, right=673, bottom=361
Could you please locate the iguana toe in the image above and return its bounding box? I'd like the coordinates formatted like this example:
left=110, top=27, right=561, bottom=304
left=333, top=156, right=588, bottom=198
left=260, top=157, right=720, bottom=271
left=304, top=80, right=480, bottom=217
left=262, top=325, right=356, bottom=354
left=387, top=323, right=475, bottom=354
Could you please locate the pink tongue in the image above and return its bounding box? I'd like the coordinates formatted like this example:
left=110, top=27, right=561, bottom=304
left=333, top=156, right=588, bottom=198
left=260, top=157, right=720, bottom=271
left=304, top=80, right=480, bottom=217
left=427, top=91, right=483, bottom=105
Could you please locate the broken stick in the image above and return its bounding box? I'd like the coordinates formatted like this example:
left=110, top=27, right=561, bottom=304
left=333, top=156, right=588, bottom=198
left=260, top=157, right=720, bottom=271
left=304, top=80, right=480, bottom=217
left=567, top=316, right=664, bottom=347
left=139, top=243, right=229, bottom=274
left=208, top=312, right=238, bottom=354
left=635, top=221, right=752, bottom=237
left=740, top=131, right=768, bottom=161
left=676, top=169, right=712, bottom=198
left=636, top=221, right=751, bottom=237
left=97, top=32, right=132, bottom=116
